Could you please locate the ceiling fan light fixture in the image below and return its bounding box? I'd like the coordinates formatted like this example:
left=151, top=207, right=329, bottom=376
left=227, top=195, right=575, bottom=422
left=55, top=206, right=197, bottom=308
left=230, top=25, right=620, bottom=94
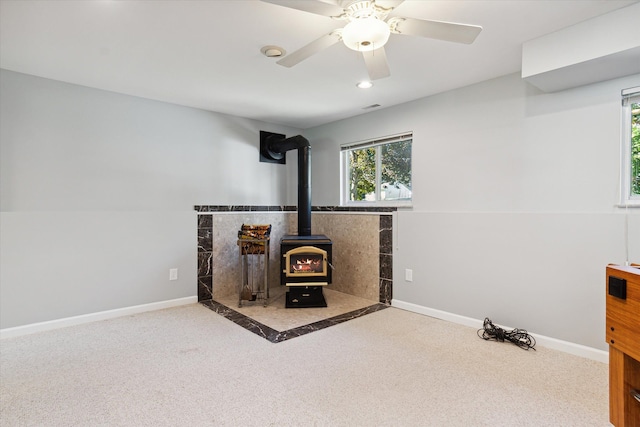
left=341, top=17, right=390, bottom=52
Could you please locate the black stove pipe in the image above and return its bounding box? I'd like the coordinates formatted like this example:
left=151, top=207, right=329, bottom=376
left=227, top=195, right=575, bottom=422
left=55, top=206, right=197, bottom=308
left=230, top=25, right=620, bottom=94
left=266, top=134, right=312, bottom=236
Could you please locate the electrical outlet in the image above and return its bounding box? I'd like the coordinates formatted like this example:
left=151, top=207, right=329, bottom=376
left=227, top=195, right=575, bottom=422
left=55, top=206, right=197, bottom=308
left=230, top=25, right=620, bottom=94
left=169, top=268, right=178, bottom=281
left=405, top=269, right=413, bottom=282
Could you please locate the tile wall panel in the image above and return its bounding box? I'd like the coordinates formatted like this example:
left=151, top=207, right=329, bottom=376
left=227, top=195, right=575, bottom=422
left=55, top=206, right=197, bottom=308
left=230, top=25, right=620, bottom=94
left=195, top=206, right=394, bottom=304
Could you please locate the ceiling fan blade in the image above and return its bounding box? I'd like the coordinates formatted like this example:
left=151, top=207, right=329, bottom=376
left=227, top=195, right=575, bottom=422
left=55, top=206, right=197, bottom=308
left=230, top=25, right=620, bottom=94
left=261, top=0, right=344, bottom=18
left=390, top=17, right=482, bottom=44
left=277, top=31, right=342, bottom=68
left=362, top=47, right=390, bottom=80
left=374, top=0, right=405, bottom=10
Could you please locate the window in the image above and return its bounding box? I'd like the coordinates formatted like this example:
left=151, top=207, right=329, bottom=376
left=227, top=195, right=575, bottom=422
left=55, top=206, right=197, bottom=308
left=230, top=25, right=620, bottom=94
left=341, top=133, right=412, bottom=206
left=621, top=87, right=640, bottom=206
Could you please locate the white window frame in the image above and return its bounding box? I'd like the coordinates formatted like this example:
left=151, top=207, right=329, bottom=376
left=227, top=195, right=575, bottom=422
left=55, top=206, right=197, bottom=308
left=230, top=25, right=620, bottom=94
left=620, top=87, right=640, bottom=207
left=340, top=132, right=413, bottom=207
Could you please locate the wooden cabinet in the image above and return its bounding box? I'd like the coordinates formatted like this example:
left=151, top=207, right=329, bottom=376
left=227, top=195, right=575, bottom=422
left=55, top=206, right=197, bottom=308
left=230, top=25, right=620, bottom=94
left=606, top=264, right=640, bottom=427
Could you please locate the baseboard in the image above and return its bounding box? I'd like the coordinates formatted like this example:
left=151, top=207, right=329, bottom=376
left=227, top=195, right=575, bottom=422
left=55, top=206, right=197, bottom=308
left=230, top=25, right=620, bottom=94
left=391, top=299, right=609, bottom=364
left=0, top=296, right=198, bottom=339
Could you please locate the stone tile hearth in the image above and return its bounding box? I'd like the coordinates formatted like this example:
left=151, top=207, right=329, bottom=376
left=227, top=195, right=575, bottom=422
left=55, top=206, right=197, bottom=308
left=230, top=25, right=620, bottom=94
left=201, top=288, right=388, bottom=343
left=195, top=205, right=394, bottom=341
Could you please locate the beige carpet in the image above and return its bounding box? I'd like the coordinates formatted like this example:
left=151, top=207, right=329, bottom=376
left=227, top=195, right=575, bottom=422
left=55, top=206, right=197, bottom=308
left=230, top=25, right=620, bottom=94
left=0, top=303, right=609, bottom=426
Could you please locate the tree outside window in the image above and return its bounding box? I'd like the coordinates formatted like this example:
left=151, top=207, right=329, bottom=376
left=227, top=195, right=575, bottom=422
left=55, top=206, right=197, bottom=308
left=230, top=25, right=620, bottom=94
left=381, top=140, right=412, bottom=201
left=622, top=88, right=640, bottom=206
left=630, top=101, right=639, bottom=197
left=348, top=147, right=376, bottom=201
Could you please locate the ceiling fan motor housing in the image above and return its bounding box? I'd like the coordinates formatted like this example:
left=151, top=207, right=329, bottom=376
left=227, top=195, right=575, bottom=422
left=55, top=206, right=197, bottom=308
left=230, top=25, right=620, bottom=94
left=343, top=1, right=375, bottom=18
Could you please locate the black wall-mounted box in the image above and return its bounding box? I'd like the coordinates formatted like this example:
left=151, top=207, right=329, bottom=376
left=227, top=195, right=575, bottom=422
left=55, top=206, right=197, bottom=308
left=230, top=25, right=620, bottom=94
left=608, top=276, right=627, bottom=300
left=259, top=131, right=286, bottom=164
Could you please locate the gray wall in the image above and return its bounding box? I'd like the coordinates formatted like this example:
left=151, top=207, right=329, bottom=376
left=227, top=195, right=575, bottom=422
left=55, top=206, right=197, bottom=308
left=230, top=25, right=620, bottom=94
left=3, top=66, right=639, bottom=352
left=0, top=69, right=301, bottom=328
left=306, top=72, right=640, bottom=351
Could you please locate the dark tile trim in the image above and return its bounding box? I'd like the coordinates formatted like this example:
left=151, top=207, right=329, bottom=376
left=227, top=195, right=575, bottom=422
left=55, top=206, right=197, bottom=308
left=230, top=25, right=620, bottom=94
left=200, top=299, right=388, bottom=343
left=197, top=216, right=213, bottom=302
left=311, top=206, right=397, bottom=212
left=194, top=205, right=289, bottom=212
left=194, top=205, right=397, bottom=213
left=379, top=215, right=393, bottom=304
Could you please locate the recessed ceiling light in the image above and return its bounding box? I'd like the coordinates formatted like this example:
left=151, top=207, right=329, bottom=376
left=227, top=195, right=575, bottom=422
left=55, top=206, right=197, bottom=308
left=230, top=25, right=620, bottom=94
left=356, top=81, right=373, bottom=89
left=261, top=45, right=286, bottom=58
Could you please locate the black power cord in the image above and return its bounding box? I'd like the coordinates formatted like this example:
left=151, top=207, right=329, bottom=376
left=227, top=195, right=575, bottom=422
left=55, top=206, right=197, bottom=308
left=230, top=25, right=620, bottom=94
left=477, top=317, right=536, bottom=351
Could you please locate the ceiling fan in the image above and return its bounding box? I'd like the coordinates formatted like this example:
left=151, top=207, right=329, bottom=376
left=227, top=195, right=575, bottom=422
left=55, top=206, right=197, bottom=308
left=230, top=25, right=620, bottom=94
left=261, top=0, right=482, bottom=81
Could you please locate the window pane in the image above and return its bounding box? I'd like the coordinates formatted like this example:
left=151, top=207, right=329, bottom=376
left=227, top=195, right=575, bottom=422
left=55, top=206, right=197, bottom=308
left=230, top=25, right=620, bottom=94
left=380, top=140, right=412, bottom=200
left=348, top=147, right=376, bottom=201
left=632, top=102, right=639, bottom=197
left=341, top=133, right=413, bottom=205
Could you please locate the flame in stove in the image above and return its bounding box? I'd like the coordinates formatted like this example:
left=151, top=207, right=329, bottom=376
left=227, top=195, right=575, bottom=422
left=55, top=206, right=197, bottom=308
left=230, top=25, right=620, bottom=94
left=291, top=257, right=322, bottom=272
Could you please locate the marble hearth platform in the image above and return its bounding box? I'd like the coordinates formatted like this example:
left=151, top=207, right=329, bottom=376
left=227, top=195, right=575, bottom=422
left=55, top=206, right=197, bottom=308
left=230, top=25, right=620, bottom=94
left=201, top=288, right=388, bottom=343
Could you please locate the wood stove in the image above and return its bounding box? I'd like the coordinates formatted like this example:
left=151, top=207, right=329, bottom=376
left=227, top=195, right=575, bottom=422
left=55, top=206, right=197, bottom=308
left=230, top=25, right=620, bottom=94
left=281, top=235, right=332, bottom=308
left=260, top=131, right=333, bottom=308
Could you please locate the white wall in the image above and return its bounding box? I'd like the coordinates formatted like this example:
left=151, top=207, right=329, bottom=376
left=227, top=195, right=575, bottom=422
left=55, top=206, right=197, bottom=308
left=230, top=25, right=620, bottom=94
left=0, top=69, right=301, bottom=329
left=522, top=3, right=640, bottom=92
left=306, top=72, right=640, bottom=351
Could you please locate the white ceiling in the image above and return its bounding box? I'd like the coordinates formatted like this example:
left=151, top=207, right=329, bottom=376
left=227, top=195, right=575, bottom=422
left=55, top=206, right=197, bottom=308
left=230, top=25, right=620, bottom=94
left=1, top=0, right=637, bottom=129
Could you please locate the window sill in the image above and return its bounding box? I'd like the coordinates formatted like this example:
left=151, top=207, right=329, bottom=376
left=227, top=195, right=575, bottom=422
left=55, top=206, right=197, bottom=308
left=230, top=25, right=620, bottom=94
left=616, top=202, right=640, bottom=208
